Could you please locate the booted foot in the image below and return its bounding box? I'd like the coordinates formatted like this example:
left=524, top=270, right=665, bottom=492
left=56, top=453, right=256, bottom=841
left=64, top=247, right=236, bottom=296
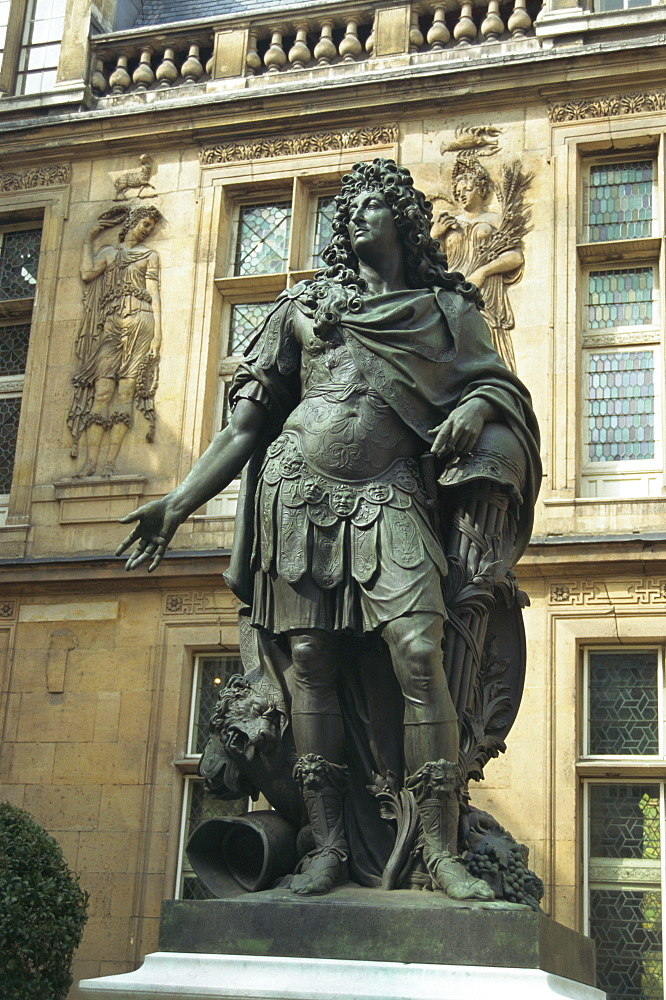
left=427, top=851, right=494, bottom=900
left=290, top=849, right=348, bottom=896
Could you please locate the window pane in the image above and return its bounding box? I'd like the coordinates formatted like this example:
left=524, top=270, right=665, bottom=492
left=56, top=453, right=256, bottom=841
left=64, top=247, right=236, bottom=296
left=589, top=650, right=659, bottom=755
left=234, top=201, right=291, bottom=276
left=0, top=229, right=41, bottom=300
left=0, top=396, right=22, bottom=493
left=586, top=351, right=655, bottom=463
left=228, top=302, right=273, bottom=356
left=590, top=784, right=661, bottom=859
left=590, top=888, right=663, bottom=1000
left=0, top=324, right=30, bottom=376
left=586, top=161, right=653, bottom=242
left=190, top=655, right=243, bottom=755
left=587, top=268, right=653, bottom=329
left=312, top=195, right=336, bottom=267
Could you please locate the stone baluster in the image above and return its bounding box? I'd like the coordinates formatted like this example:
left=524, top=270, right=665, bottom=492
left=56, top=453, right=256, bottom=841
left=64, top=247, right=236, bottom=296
left=289, top=23, right=311, bottom=69
left=246, top=29, right=262, bottom=75
left=314, top=19, right=337, bottom=65
left=206, top=53, right=214, bottom=76
left=109, top=53, right=131, bottom=93
left=507, top=0, right=533, bottom=37
left=181, top=43, right=204, bottom=82
left=156, top=46, right=179, bottom=86
left=409, top=8, right=424, bottom=52
left=453, top=1, right=477, bottom=45
left=132, top=46, right=155, bottom=90
left=339, top=14, right=362, bottom=62
left=264, top=27, right=287, bottom=72
left=427, top=6, right=450, bottom=49
left=481, top=0, right=504, bottom=41
left=90, top=55, right=108, bottom=94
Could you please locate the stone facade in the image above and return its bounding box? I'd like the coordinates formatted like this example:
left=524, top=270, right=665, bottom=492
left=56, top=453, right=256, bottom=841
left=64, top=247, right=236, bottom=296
left=0, top=0, right=664, bottom=994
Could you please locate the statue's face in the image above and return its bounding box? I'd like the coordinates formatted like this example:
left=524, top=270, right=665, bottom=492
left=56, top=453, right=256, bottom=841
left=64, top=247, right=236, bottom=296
left=455, top=176, right=483, bottom=211
left=132, top=216, right=156, bottom=242
left=348, top=190, right=401, bottom=263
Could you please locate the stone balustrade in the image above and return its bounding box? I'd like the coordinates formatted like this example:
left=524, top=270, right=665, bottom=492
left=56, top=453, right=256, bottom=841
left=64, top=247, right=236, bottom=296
left=89, top=0, right=542, bottom=97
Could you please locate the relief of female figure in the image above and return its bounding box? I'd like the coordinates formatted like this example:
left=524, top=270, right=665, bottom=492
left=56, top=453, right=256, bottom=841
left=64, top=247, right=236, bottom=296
left=68, top=205, right=162, bottom=478
left=432, top=158, right=529, bottom=374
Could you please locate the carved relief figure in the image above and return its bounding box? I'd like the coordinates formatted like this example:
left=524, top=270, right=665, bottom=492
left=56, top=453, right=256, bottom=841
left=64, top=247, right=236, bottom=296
left=113, top=153, right=155, bottom=201
left=433, top=128, right=532, bottom=373
left=117, top=160, right=541, bottom=903
left=68, top=206, right=162, bottom=478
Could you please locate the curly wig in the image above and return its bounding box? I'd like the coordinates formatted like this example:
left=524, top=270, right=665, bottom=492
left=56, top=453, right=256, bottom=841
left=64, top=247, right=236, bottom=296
left=306, top=159, right=482, bottom=337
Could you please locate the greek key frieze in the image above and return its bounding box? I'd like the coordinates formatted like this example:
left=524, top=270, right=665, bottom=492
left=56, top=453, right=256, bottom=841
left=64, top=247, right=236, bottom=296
left=550, top=579, right=666, bottom=605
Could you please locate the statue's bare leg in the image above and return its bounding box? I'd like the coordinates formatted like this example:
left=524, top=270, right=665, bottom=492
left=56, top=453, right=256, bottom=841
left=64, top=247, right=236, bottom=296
left=75, top=377, right=115, bottom=477
left=288, top=631, right=348, bottom=895
left=382, top=612, right=493, bottom=900
left=104, top=376, right=136, bottom=476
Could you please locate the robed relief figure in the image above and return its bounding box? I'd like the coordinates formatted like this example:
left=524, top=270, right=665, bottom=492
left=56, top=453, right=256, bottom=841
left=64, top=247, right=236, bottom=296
left=118, top=160, right=542, bottom=904
left=433, top=134, right=532, bottom=374
left=68, top=205, right=162, bottom=478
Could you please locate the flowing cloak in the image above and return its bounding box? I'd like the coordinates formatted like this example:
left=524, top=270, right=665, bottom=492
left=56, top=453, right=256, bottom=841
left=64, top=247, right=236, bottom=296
left=222, top=282, right=541, bottom=886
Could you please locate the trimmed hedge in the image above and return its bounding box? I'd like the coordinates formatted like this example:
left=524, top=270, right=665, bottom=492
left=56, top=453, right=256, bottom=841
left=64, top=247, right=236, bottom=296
left=0, top=802, right=89, bottom=999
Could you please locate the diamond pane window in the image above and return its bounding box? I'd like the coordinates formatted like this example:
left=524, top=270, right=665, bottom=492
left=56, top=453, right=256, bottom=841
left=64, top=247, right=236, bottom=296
left=590, top=784, right=661, bottom=859
left=0, top=228, right=41, bottom=300
left=234, top=201, right=292, bottom=277
left=586, top=351, right=655, bottom=463
left=189, top=655, right=242, bottom=755
left=0, top=324, right=30, bottom=376
left=586, top=161, right=653, bottom=243
left=179, top=778, right=248, bottom=899
left=588, top=650, right=659, bottom=756
left=0, top=396, right=21, bottom=493
left=587, top=268, right=653, bottom=329
left=312, top=196, right=336, bottom=268
left=590, top=888, right=663, bottom=1000
left=228, top=302, right=273, bottom=356
left=16, top=0, right=66, bottom=96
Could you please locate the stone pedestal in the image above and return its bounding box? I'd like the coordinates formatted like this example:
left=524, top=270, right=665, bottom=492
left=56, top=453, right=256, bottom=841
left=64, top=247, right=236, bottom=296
left=78, top=886, right=604, bottom=1000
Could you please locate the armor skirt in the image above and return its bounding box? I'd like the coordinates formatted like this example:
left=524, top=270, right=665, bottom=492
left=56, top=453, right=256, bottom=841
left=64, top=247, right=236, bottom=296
left=250, top=432, right=447, bottom=636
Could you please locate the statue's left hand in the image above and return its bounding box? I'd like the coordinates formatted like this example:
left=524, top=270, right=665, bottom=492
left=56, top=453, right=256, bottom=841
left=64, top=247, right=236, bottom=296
left=429, top=399, right=487, bottom=459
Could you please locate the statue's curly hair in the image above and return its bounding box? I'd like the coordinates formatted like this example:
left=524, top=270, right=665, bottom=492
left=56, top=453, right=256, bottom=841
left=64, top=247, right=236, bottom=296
left=305, top=158, right=481, bottom=337
left=119, top=205, right=162, bottom=242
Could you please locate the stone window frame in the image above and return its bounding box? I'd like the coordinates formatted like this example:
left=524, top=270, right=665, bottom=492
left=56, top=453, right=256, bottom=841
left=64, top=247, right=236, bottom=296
left=0, top=0, right=65, bottom=96
left=173, top=651, right=247, bottom=900
left=577, top=151, right=664, bottom=500
left=579, top=645, right=666, bottom=999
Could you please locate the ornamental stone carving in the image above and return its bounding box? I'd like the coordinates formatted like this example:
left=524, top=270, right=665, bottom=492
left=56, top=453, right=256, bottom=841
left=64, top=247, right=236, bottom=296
left=200, top=125, right=399, bottom=164
left=432, top=126, right=532, bottom=373
left=549, top=90, right=666, bottom=123
left=68, top=205, right=162, bottom=478
left=0, top=164, right=70, bottom=191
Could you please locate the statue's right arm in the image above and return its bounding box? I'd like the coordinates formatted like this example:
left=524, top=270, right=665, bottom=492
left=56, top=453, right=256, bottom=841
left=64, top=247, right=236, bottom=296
left=115, top=397, right=267, bottom=572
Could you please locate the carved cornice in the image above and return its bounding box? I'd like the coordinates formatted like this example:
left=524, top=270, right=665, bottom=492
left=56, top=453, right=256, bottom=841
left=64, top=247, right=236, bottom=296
left=200, top=126, right=399, bottom=165
left=0, top=164, right=71, bottom=192
left=549, top=91, right=666, bottom=123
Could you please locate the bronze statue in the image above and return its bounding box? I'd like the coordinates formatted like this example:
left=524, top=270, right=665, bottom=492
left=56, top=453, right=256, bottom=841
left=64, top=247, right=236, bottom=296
left=68, top=205, right=162, bottom=478
left=117, top=160, right=541, bottom=903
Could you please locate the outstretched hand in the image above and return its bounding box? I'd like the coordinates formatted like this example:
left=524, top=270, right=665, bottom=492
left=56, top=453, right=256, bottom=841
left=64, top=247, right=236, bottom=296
left=429, top=399, right=486, bottom=459
left=115, top=498, right=182, bottom=572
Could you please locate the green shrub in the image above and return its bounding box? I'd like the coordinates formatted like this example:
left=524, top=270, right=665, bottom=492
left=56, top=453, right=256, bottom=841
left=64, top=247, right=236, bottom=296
left=0, top=802, right=89, bottom=999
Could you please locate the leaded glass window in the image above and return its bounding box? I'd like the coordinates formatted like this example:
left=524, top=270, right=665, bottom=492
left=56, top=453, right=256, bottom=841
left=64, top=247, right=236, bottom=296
left=16, top=0, right=66, bottom=96
left=587, top=268, right=654, bottom=329
left=0, top=228, right=41, bottom=301
left=228, top=302, right=273, bottom=356
left=585, top=351, right=655, bottom=463
left=585, top=161, right=653, bottom=243
left=234, top=201, right=292, bottom=277
left=0, top=323, right=30, bottom=376
left=0, top=396, right=21, bottom=493
left=588, top=650, right=660, bottom=756
left=188, top=654, right=243, bottom=755
left=312, top=195, right=336, bottom=268
left=590, top=887, right=663, bottom=1000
